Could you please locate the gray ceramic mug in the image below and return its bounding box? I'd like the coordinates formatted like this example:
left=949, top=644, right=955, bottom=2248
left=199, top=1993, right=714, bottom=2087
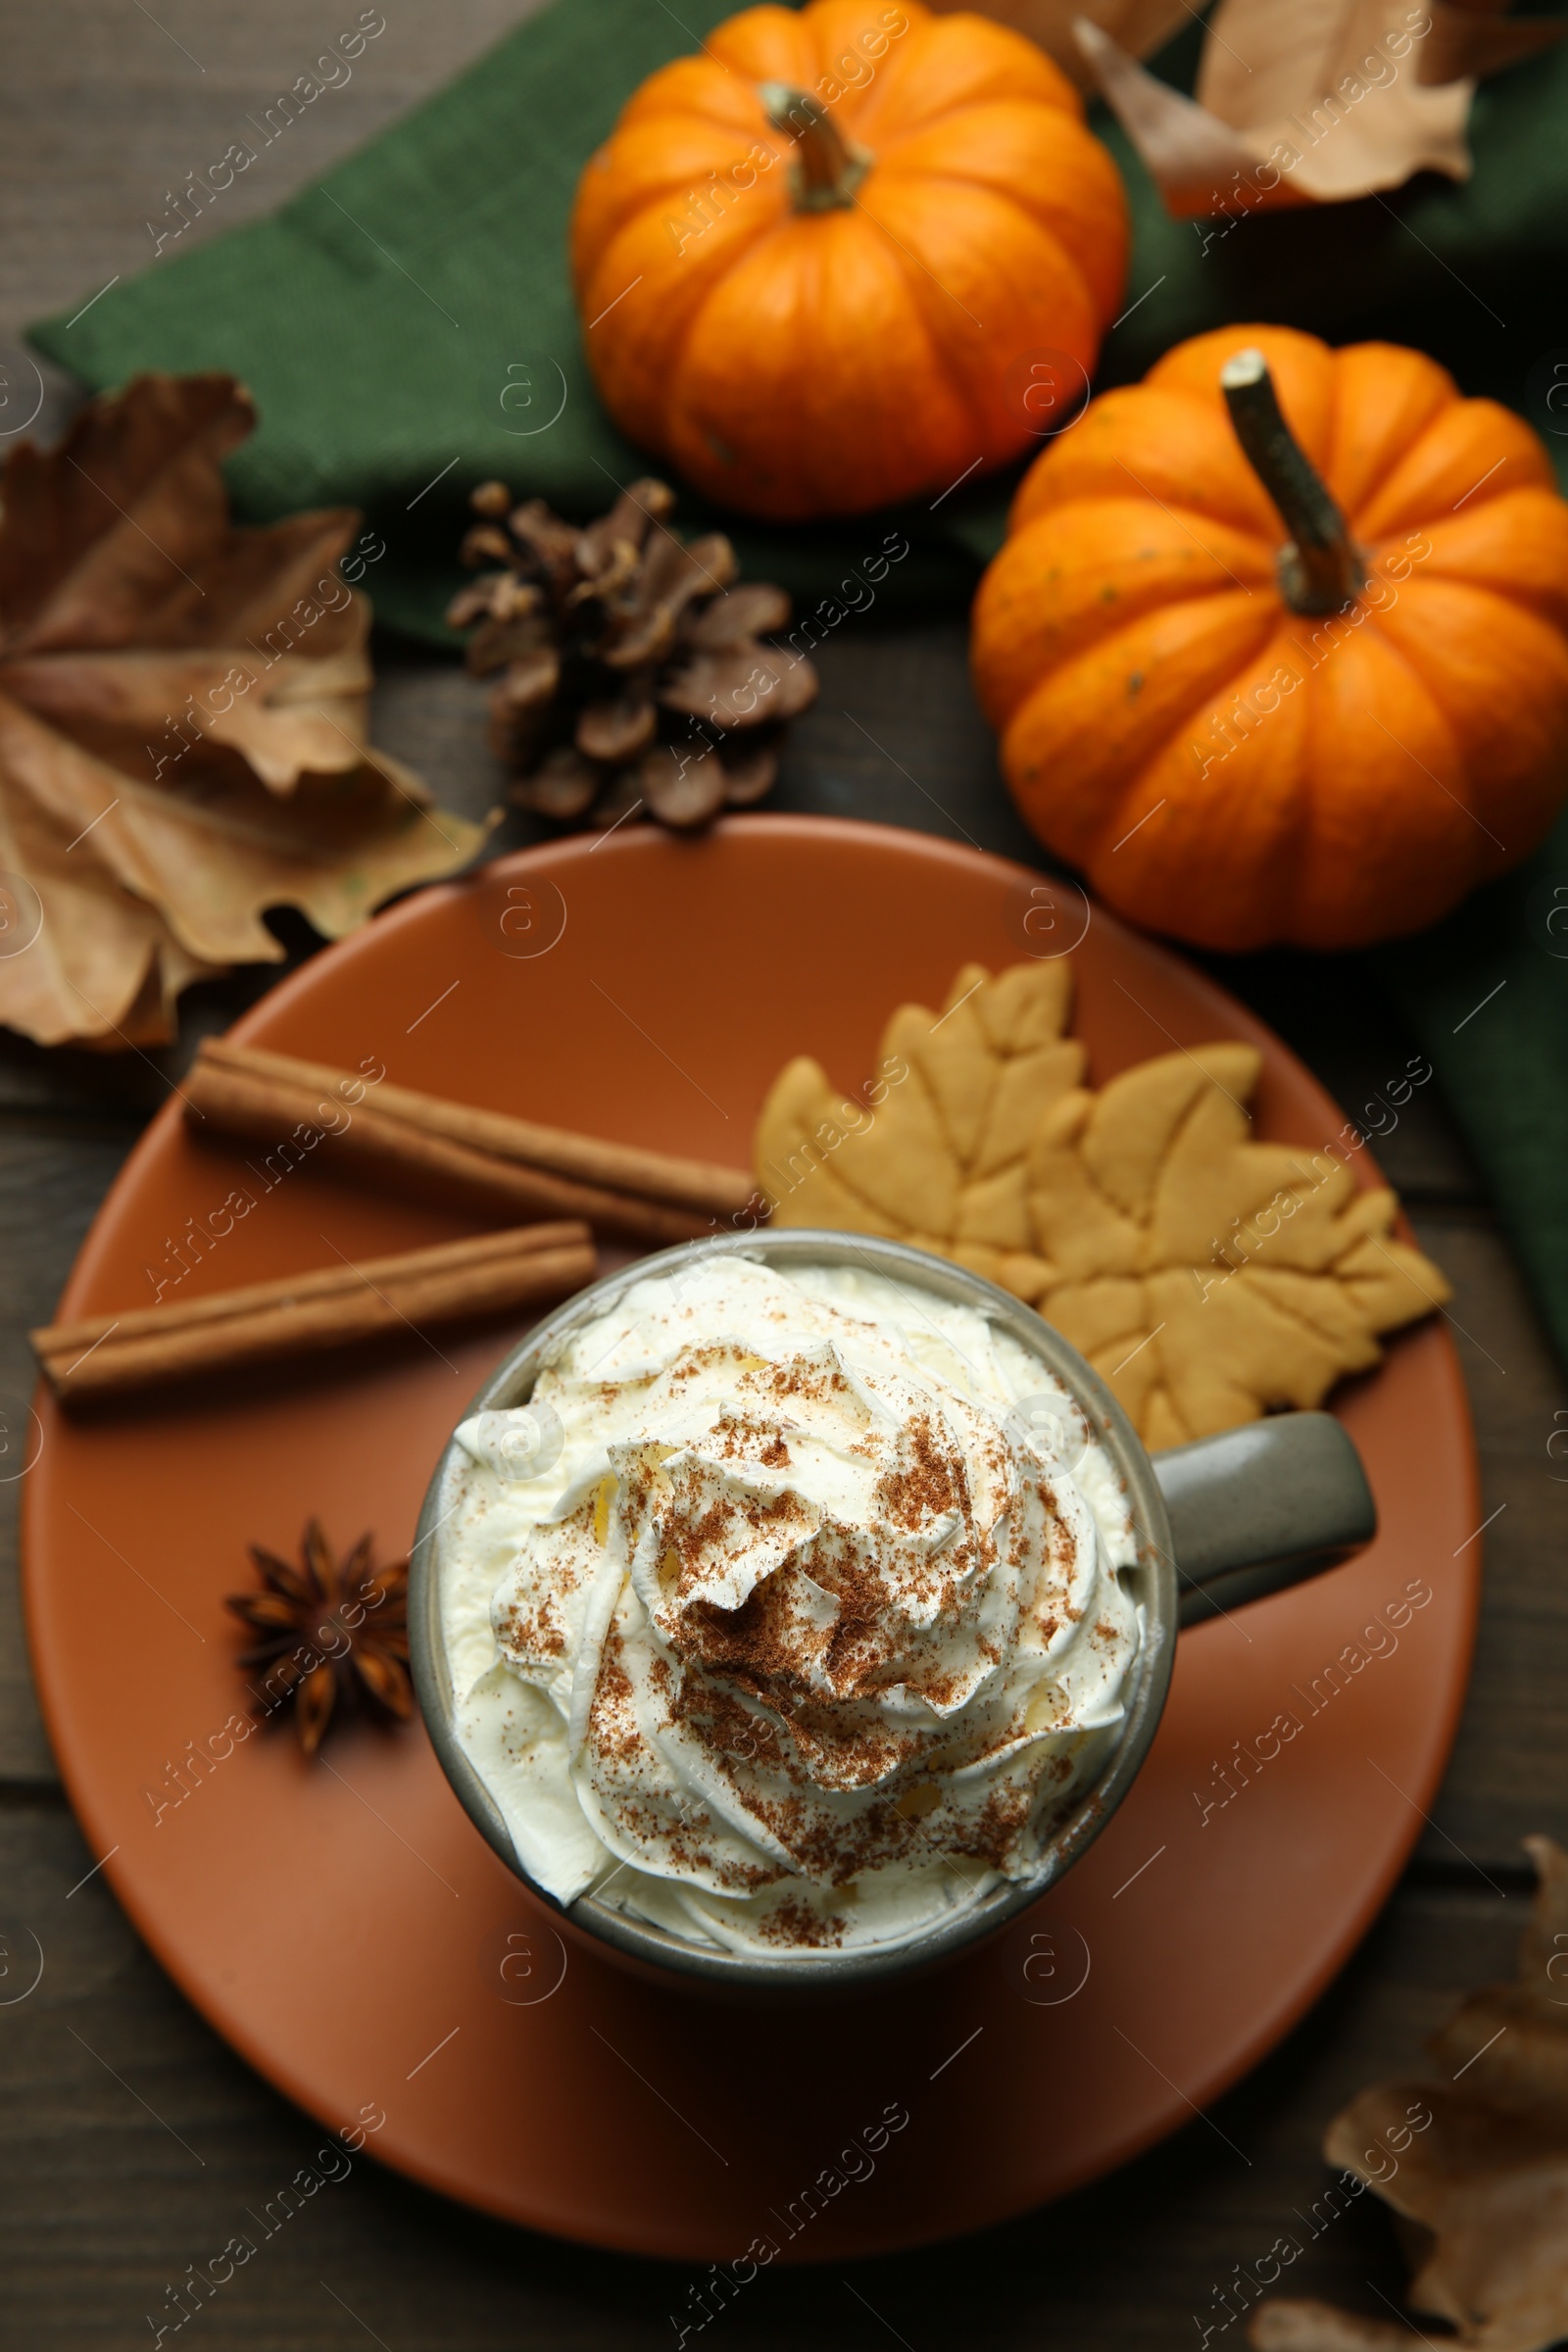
left=410, top=1232, right=1375, bottom=1992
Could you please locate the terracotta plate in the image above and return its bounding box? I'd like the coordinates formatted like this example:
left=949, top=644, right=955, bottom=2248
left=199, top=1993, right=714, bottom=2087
left=23, top=816, right=1479, bottom=2261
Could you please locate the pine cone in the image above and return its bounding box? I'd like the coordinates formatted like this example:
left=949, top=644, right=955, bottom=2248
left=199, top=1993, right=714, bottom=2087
left=447, top=478, right=818, bottom=831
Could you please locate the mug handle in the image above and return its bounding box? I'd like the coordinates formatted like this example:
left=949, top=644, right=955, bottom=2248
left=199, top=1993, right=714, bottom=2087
left=1152, top=1411, right=1377, bottom=1630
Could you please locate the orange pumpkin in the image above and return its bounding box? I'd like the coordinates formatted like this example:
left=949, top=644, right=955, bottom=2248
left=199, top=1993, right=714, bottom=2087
left=570, top=0, right=1128, bottom=521
left=971, top=324, right=1568, bottom=951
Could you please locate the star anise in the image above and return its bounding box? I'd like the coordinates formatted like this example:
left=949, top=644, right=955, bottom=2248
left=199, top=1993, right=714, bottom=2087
left=447, top=475, right=817, bottom=830
left=227, top=1520, right=412, bottom=1756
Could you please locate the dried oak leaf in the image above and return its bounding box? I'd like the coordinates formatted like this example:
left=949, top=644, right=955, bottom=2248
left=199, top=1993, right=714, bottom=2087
left=1026, top=1040, right=1448, bottom=1447
left=754, top=959, right=1085, bottom=1304
left=1251, top=1838, right=1568, bottom=2352
left=227, top=1519, right=412, bottom=1758
left=0, top=371, right=491, bottom=1048
left=925, top=0, right=1198, bottom=92
left=1078, top=0, right=1568, bottom=217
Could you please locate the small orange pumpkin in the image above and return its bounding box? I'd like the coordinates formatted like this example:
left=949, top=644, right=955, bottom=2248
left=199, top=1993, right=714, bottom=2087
left=570, top=0, right=1128, bottom=521
left=971, top=324, right=1568, bottom=951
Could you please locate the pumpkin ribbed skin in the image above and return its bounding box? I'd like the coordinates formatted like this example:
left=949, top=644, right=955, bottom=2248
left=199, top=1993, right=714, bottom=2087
left=972, top=324, right=1568, bottom=951
left=570, top=1, right=1128, bottom=521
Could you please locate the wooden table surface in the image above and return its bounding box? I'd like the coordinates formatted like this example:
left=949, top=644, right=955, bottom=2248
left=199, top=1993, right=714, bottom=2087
left=4, top=8, right=1564, bottom=2345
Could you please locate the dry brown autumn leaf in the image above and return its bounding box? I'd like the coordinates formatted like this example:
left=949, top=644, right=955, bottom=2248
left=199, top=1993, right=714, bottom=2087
left=923, top=0, right=1196, bottom=91
left=0, top=372, right=492, bottom=1047
left=1024, top=1038, right=1447, bottom=1447
left=1251, top=1838, right=1568, bottom=2352
left=1077, top=0, right=1568, bottom=216
left=1250, top=2302, right=1413, bottom=2349
left=755, top=959, right=1085, bottom=1303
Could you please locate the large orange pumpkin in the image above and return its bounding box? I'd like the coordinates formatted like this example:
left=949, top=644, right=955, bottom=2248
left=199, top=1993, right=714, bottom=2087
left=971, top=324, right=1568, bottom=951
left=570, top=1, right=1128, bottom=521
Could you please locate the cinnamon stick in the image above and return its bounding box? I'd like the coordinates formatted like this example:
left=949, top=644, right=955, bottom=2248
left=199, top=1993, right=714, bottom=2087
left=198, top=1038, right=757, bottom=1219
left=31, top=1222, right=596, bottom=1405
left=183, top=1046, right=723, bottom=1247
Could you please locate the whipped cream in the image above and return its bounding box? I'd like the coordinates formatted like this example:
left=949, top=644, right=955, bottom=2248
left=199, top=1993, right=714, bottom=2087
left=437, top=1255, right=1141, bottom=1956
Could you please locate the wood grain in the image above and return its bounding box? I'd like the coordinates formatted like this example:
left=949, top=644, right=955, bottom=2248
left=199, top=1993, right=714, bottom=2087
left=1404, top=1210, right=1568, bottom=1868
left=0, top=1125, right=139, bottom=1783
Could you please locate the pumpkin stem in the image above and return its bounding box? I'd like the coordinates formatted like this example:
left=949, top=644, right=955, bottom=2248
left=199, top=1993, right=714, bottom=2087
left=1221, top=350, right=1365, bottom=615
left=759, top=83, right=873, bottom=212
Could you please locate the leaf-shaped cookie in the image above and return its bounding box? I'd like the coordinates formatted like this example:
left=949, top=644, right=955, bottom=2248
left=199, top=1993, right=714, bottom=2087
left=1028, top=1041, right=1449, bottom=1446
left=754, top=960, right=1086, bottom=1302
left=0, top=372, right=492, bottom=1047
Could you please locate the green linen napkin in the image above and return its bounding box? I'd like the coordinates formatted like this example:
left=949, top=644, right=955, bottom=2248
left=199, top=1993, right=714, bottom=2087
left=1380, top=809, right=1568, bottom=1374
left=27, top=0, right=1568, bottom=1367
